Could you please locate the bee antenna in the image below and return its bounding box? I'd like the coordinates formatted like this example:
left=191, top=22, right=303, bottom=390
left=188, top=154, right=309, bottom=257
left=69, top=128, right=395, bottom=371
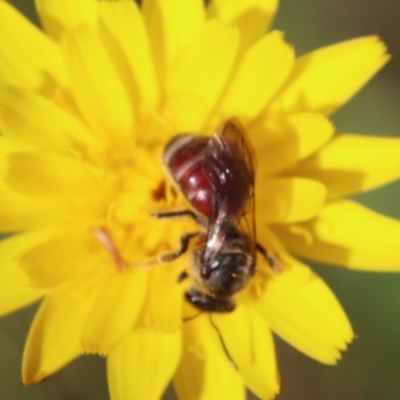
left=208, top=315, right=238, bottom=370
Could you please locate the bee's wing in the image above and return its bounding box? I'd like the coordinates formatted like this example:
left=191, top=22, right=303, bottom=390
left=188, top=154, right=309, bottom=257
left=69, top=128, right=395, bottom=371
left=203, top=119, right=256, bottom=260
left=220, top=119, right=257, bottom=255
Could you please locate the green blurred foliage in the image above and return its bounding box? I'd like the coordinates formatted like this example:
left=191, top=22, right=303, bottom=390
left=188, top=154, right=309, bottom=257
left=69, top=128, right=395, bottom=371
left=272, top=1, right=400, bottom=400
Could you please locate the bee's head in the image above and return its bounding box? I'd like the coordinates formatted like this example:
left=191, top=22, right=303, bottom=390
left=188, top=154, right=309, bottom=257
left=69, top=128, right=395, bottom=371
left=192, top=250, right=255, bottom=297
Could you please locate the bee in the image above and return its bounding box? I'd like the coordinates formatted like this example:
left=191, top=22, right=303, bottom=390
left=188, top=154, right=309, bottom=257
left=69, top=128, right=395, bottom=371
left=153, top=119, right=278, bottom=312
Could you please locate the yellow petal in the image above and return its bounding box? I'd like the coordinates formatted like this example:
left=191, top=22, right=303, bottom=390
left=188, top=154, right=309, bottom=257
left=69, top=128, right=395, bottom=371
left=274, top=200, right=400, bottom=271
left=6, top=151, right=102, bottom=200
left=35, top=0, right=97, bottom=41
left=214, top=30, right=294, bottom=124
left=81, top=268, right=149, bottom=354
left=139, top=262, right=185, bottom=331
left=0, top=136, right=17, bottom=172
left=213, top=305, right=280, bottom=400
left=270, top=36, right=390, bottom=115
left=255, top=258, right=353, bottom=364
left=295, top=134, right=400, bottom=200
left=250, top=112, right=334, bottom=175
left=0, top=138, right=19, bottom=192
left=162, top=20, right=239, bottom=132
left=174, top=314, right=245, bottom=400
left=207, top=0, right=278, bottom=50
left=0, top=232, right=48, bottom=317
left=0, top=1, right=67, bottom=92
left=20, top=230, right=104, bottom=288
left=22, top=282, right=95, bottom=384
left=256, top=177, right=327, bottom=223
left=98, top=0, right=159, bottom=109
left=108, top=329, right=181, bottom=400
left=0, top=190, right=65, bottom=231
left=142, top=0, right=205, bottom=88
left=0, top=87, right=100, bottom=152
left=62, top=25, right=135, bottom=145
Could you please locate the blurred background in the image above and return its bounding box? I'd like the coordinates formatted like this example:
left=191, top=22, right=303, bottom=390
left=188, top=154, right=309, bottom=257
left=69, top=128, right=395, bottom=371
left=1, top=0, right=400, bottom=399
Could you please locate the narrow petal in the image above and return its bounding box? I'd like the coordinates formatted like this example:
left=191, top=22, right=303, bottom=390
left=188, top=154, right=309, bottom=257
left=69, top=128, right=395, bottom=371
left=142, top=0, right=205, bottom=88
left=0, top=190, right=65, bottom=231
left=20, top=230, right=104, bottom=288
left=0, top=137, right=18, bottom=183
left=213, top=305, right=280, bottom=400
left=139, top=261, right=185, bottom=331
left=6, top=151, right=103, bottom=200
left=294, top=134, right=400, bottom=200
left=214, top=30, right=294, bottom=124
left=207, top=0, right=278, bottom=50
left=81, top=268, right=149, bottom=354
left=62, top=25, right=135, bottom=145
left=0, top=232, right=49, bottom=317
left=270, top=36, right=389, bottom=115
left=108, top=329, right=181, bottom=400
left=256, top=177, right=327, bottom=223
left=255, top=258, right=353, bottom=364
left=0, top=87, right=100, bottom=152
left=35, top=0, right=97, bottom=40
left=274, top=200, right=400, bottom=271
left=250, top=112, right=334, bottom=175
left=174, top=314, right=245, bottom=400
left=162, top=20, right=239, bottom=132
left=22, top=282, right=95, bottom=384
left=0, top=1, right=67, bottom=92
left=98, top=0, right=159, bottom=109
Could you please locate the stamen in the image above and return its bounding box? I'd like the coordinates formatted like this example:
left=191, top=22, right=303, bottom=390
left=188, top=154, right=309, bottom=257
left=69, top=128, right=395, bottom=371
left=93, top=228, right=124, bottom=272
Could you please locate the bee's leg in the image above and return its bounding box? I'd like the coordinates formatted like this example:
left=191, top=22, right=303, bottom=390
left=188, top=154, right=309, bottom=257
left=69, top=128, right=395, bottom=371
left=256, top=242, right=281, bottom=272
left=157, top=232, right=199, bottom=284
left=157, top=232, right=201, bottom=264
left=151, top=209, right=207, bottom=227
left=182, top=311, right=202, bottom=322
left=177, top=270, right=189, bottom=283
left=127, top=232, right=201, bottom=269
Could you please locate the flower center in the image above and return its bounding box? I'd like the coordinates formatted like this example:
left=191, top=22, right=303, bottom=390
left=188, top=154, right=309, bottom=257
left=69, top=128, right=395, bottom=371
left=95, top=144, right=197, bottom=271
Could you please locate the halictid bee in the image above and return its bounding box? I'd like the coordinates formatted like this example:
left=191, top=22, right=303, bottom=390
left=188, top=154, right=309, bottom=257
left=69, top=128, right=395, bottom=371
left=153, top=119, right=278, bottom=312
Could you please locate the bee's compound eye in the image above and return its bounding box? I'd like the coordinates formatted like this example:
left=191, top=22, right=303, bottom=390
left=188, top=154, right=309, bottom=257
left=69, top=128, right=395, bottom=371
left=200, top=266, right=211, bottom=280
left=185, top=288, right=235, bottom=312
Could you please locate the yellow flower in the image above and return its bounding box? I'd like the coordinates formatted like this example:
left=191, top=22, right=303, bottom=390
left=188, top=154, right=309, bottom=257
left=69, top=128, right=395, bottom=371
left=1, top=0, right=400, bottom=399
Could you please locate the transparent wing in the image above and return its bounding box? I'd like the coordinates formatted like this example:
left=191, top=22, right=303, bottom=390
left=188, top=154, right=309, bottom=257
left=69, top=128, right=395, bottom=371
left=203, top=119, right=256, bottom=260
